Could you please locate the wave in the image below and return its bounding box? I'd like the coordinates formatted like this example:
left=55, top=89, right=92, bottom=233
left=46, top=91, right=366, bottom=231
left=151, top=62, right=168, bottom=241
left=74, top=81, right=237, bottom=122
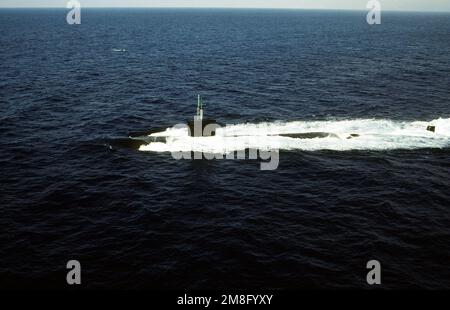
left=138, top=118, right=450, bottom=153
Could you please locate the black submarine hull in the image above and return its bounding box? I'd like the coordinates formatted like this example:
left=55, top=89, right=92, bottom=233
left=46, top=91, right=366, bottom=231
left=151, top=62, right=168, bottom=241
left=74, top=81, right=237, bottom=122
left=187, top=118, right=220, bottom=137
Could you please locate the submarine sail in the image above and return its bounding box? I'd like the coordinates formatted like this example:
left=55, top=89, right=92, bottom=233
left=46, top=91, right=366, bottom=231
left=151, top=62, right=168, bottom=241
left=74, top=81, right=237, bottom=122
left=188, top=95, right=218, bottom=137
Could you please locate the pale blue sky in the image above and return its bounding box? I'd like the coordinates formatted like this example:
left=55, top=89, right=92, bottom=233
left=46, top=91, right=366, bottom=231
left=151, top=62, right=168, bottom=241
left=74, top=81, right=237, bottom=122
left=1, top=0, right=449, bottom=12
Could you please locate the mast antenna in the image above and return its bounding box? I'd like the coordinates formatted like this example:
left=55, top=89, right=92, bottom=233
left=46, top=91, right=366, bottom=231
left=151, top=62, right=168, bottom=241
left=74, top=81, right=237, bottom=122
left=197, top=94, right=203, bottom=120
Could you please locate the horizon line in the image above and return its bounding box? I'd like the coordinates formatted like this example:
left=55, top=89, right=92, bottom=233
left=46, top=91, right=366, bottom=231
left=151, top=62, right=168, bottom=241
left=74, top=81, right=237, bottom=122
left=1, top=6, right=450, bottom=13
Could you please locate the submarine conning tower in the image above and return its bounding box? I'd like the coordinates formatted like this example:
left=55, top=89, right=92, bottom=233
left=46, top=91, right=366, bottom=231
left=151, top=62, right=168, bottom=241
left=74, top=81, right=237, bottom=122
left=187, top=95, right=218, bottom=137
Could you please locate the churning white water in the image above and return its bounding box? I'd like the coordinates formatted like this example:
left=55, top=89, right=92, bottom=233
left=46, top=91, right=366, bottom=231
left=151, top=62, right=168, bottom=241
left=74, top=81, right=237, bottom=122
left=139, top=118, right=450, bottom=153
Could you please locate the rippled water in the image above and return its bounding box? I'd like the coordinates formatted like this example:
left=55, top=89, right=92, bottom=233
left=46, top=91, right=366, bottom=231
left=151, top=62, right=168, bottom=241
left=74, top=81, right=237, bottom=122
left=1, top=9, right=449, bottom=289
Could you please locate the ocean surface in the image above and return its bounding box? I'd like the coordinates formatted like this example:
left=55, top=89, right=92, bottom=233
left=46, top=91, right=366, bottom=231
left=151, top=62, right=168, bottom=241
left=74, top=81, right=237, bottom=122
left=1, top=8, right=449, bottom=289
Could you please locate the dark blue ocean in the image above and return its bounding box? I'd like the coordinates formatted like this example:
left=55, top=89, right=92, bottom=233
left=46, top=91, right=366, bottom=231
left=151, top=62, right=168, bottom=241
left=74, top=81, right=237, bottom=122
left=1, top=9, right=449, bottom=289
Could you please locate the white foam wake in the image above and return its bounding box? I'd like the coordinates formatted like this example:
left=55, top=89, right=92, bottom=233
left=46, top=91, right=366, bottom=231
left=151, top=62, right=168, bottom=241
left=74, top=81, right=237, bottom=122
left=139, top=118, right=450, bottom=153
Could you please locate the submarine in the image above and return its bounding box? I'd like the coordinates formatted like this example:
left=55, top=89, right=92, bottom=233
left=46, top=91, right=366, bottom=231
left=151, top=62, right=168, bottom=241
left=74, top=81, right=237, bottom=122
left=122, top=95, right=441, bottom=154
left=187, top=95, right=219, bottom=137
